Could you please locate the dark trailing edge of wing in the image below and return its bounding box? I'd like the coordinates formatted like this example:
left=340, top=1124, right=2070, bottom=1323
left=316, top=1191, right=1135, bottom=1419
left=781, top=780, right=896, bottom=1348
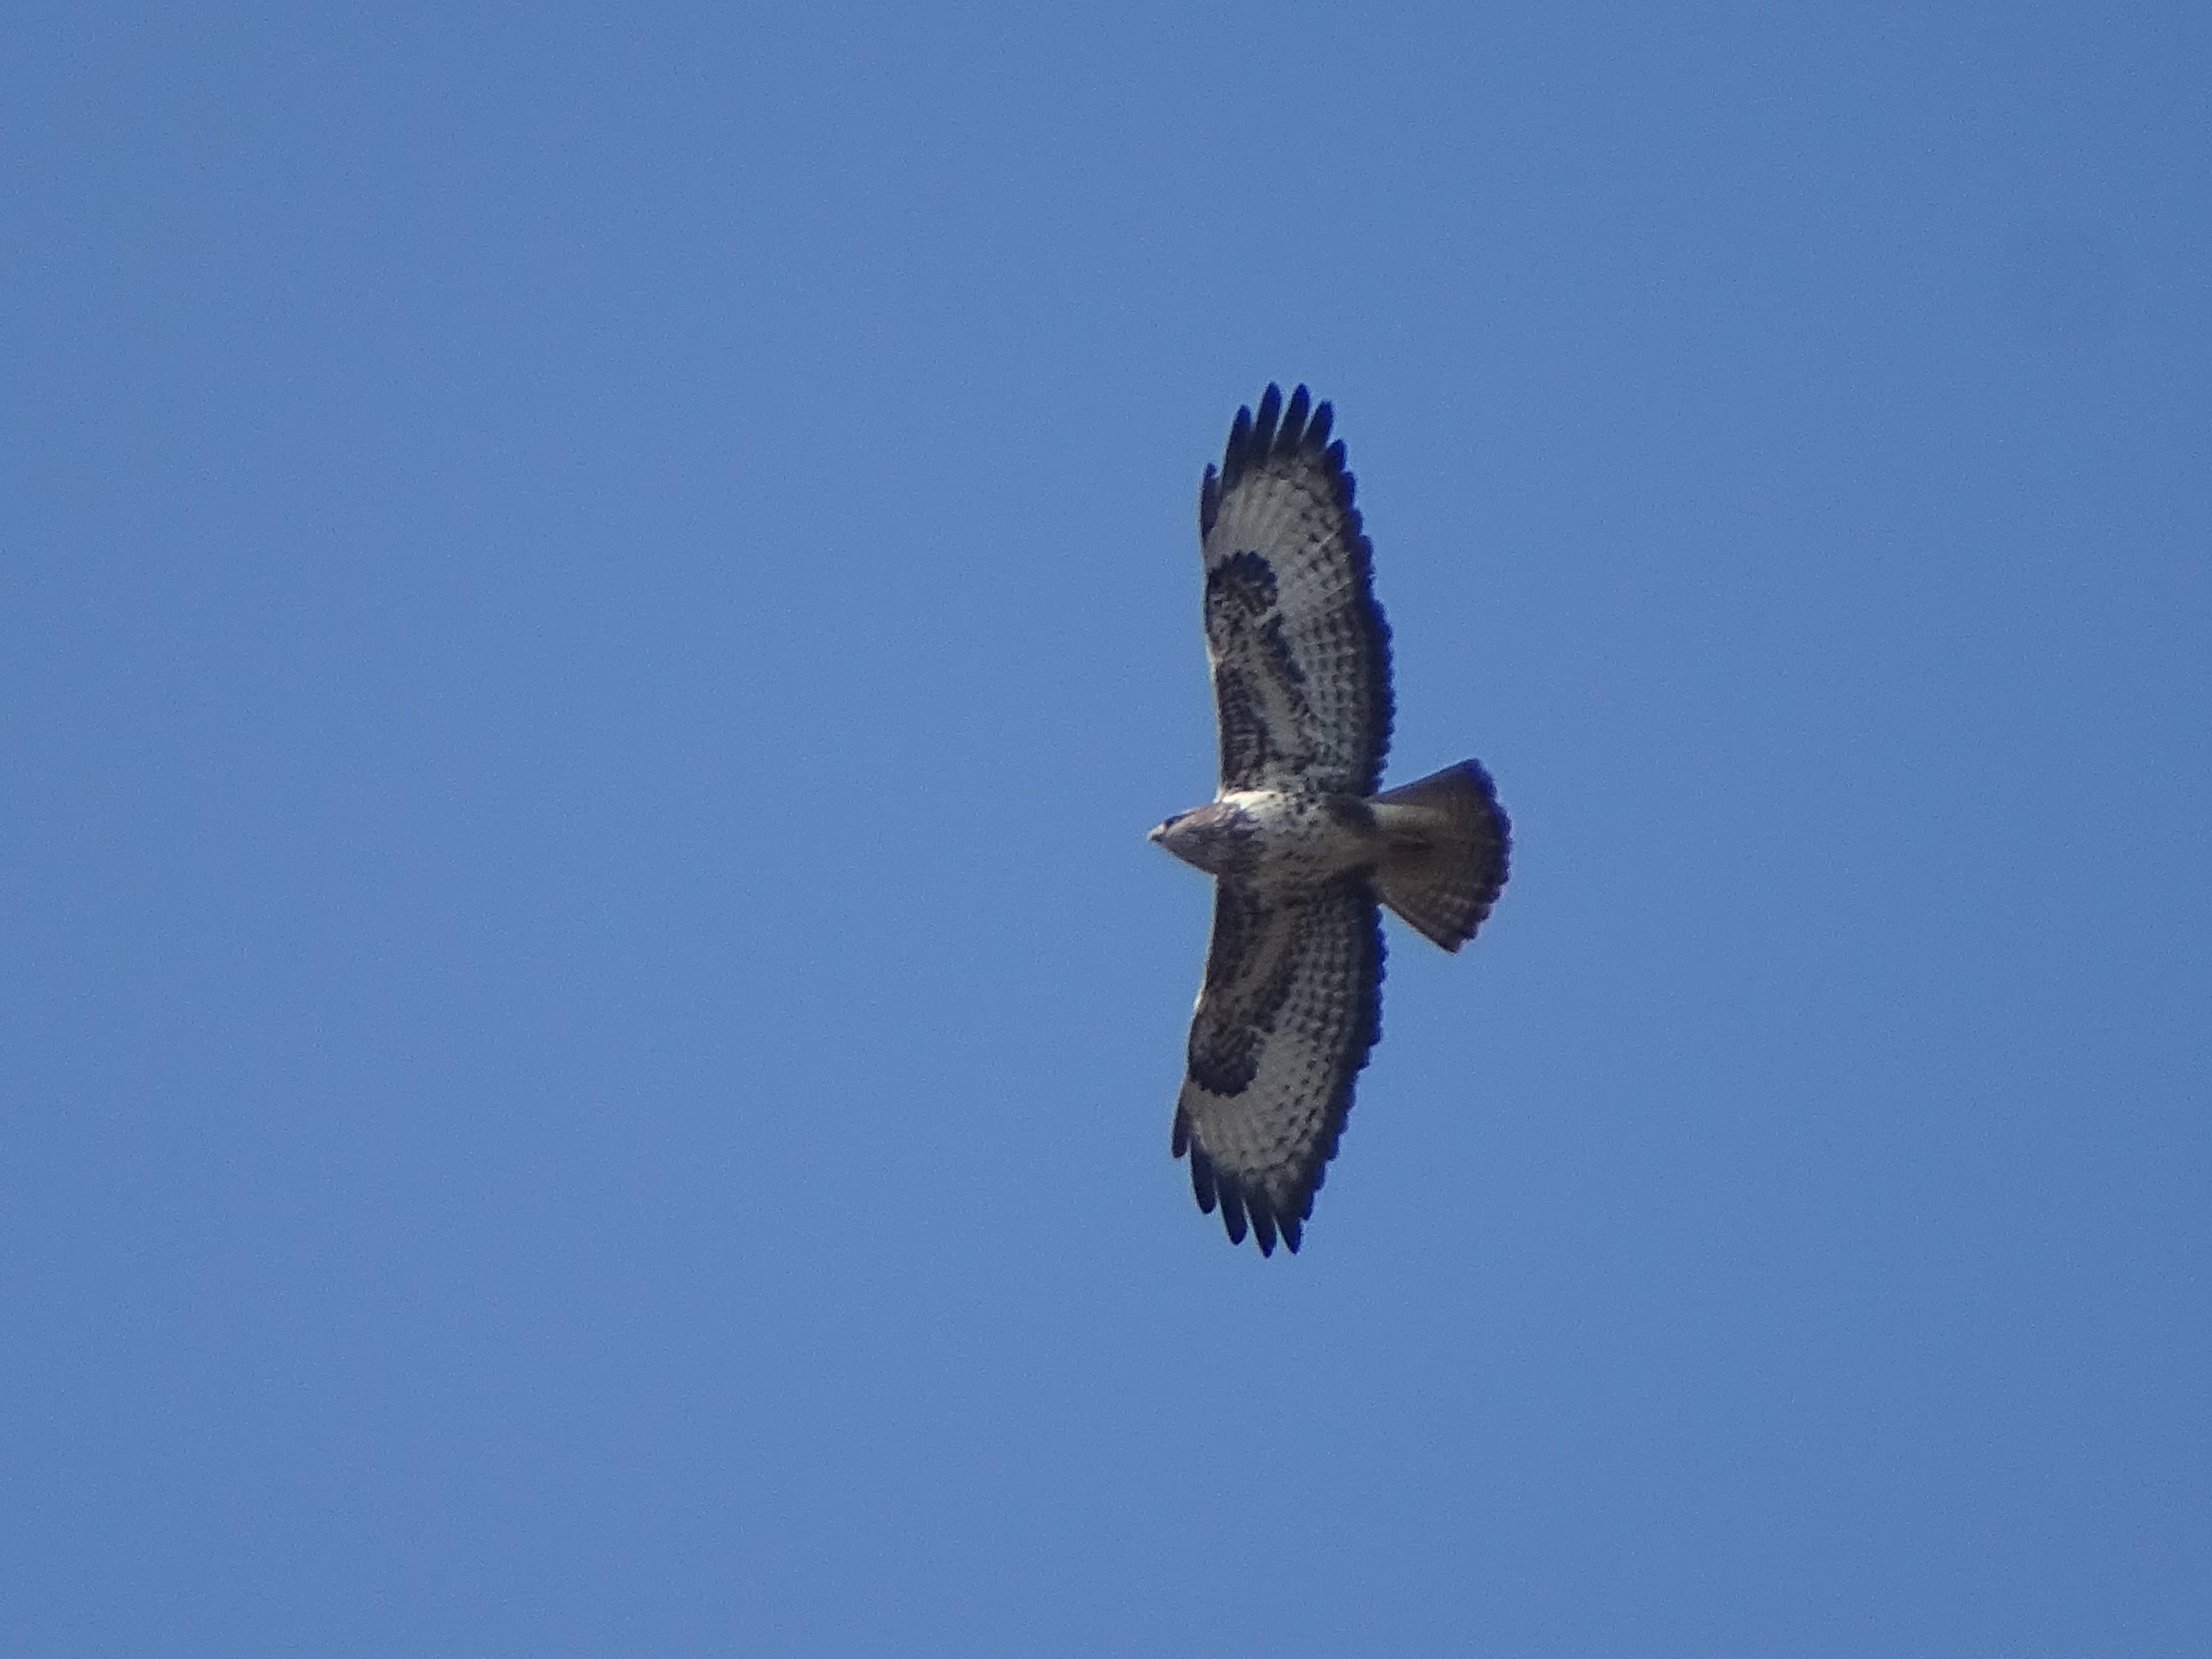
left=1196, top=383, right=1394, bottom=795
left=1169, top=894, right=1387, bottom=1258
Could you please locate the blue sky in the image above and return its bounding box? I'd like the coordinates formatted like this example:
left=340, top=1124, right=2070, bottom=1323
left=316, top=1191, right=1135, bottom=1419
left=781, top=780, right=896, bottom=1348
left=6, top=4, right=2209, bottom=1654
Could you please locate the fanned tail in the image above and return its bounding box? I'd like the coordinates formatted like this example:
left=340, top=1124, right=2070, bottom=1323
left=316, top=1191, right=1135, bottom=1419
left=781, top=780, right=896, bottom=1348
left=1371, top=761, right=1510, bottom=952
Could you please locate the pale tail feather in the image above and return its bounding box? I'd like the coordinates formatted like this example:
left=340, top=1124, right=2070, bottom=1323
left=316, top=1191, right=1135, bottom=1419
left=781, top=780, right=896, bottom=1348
left=1371, top=761, right=1510, bottom=952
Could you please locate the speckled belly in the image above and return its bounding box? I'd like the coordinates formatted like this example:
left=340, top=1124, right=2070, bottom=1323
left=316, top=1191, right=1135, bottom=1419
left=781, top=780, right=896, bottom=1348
left=1218, top=787, right=1380, bottom=882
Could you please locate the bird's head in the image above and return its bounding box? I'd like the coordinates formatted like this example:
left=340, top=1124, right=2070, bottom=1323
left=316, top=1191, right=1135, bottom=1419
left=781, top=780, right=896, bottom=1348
left=1148, top=801, right=1256, bottom=876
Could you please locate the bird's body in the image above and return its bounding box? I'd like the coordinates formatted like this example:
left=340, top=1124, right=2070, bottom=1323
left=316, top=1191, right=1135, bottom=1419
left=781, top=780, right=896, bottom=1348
left=1151, top=384, right=1511, bottom=1255
left=1151, top=788, right=1379, bottom=885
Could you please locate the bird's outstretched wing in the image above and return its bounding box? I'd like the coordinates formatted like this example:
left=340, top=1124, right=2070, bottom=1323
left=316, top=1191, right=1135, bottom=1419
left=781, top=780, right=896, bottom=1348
left=1172, top=875, right=1385, bottom=1255
left=1199, top=384, right=1394, bottom=796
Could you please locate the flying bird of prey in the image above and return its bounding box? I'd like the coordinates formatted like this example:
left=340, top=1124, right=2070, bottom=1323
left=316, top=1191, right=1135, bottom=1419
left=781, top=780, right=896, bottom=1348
left=1149, top=384, right=1510, bottom=1255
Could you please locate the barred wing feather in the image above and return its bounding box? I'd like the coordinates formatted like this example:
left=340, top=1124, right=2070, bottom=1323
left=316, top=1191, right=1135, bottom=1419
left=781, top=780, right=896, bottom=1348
left=1171, top=876, right=1385, bottom=1256
left=1198, top=384, right=1394, bottom=796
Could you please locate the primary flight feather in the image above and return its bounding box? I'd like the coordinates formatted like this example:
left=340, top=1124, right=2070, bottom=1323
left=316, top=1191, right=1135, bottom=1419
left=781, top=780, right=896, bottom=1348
left=1150, top=385, right=1511, bottom=1254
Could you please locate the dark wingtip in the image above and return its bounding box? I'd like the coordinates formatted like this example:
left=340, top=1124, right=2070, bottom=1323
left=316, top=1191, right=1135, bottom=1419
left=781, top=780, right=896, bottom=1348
left=1249, top=1193, right=1279, bottom=1256
left=1218, top=384, right=1343, bottom=499
left=1199, top=464, right=1222, bottom=540
left=1221, top=404, right=1256, bottom=489
left=1218, top=1181, right=1249, bottom=1245
left=1253, top=384, right=1283, bottom=448
left=1188, top=1141, right=1218, bottom=1214
left=1180, top=1112, right=1301, bottom=1257
left=1279, top=1214, right=1303, bottom=1253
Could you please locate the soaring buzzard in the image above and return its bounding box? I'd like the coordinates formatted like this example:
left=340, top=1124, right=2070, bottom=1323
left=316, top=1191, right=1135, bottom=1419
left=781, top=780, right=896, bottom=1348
left=1150, top=385, right=1510, bottom=1254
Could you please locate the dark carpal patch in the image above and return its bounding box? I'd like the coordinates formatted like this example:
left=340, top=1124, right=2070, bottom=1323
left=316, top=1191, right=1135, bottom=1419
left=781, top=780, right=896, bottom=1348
left=1204, top=549, right=1276, bottom=629
left=1188, top=1021, right=1266, bottom=1098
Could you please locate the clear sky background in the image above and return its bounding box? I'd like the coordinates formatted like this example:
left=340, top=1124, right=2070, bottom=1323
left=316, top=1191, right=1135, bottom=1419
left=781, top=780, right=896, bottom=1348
left=6, top=5, right=2209, bottom=1655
